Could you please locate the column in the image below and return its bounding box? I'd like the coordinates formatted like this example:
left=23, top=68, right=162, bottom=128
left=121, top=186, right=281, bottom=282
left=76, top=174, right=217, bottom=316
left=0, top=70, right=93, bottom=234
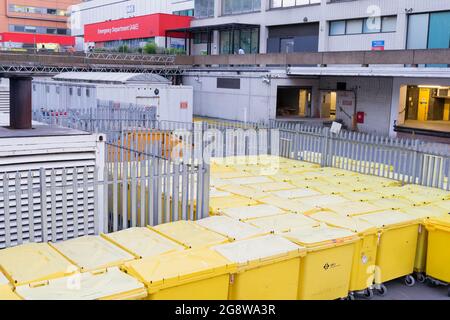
left=9, top=76, right=33, bottom=129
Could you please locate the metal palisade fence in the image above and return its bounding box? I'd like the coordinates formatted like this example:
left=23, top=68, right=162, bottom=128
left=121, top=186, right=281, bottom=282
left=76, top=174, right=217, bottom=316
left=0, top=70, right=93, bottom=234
left=1, top=109, right=449, bottom=249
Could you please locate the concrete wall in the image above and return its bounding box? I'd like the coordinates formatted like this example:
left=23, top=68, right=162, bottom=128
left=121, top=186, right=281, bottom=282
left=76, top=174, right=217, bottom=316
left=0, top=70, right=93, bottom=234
left=183, top=70, right=320, bottom=123
left=319, top=76, right=394, bottom=135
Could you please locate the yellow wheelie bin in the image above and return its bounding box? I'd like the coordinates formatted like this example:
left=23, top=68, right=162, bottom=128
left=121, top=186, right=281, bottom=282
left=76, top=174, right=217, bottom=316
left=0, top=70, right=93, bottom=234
left=308, top=211, right=379, bottom=299
left=122, top=248, right=237, bottom=300
left=50, top=236, right=135, bottom=272
left=341, top=191, right=382, bottom=202
left=196, top=216, right=268, bottom=241
left=355, top=210, right=420, bottom=295
left=272, top=188, right=321, bottom=199
left=247, top=213, right=320, bottom=234
left=221, top=204, right=285, bottom=221
left=327, top=201, right=380, bottom=217
left=246, top=181, right=297, bottom=193
left=15, top=267, right=147, bottom=300
left=151, top=220, right=229, bottom=249
left=258, top=195, right=319, bottom=214
left=399, top=205, right=449, bottom=280
left=283, top=225, right=359, bottom=300
left=217, top=184, right=268, bottom=200
left=209, top=195, right=259, bottom=214
left=424, top=216, right=450, bottom=297
left=101, top=227, right=185, bottom=259
left=212, top=235, right=306, bottom=300
left=0, top=270, right=21, bottom=300
left=299, top=194, right=349, bottom=209
left=0, top=243, right=76, bottom=287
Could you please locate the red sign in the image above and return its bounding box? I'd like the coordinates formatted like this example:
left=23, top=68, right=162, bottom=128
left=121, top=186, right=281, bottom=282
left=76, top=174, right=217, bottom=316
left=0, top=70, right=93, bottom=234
left=356, top=112, right=365, bottom=124
left=84, top=13, right=192, bottom=43
left=180, top=102, right=188, bottom=109
left=0, top=32, right=75, bottom=46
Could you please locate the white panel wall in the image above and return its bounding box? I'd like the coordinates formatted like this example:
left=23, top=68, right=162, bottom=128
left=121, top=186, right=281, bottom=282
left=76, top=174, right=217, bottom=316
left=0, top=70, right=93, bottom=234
left=183, top=71, right=320, bottom=123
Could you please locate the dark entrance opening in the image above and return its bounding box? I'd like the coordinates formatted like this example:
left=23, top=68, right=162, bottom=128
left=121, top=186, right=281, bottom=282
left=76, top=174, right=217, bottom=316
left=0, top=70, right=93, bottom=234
left=276, top=86, right=312, bottom=118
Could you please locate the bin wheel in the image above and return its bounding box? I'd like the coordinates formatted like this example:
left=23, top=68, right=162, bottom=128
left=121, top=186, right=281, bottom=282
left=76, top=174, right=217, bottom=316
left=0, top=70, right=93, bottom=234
left=347, top=294, right=355, bottom=301
left=405, top=275, right=416, bottom=287
left=363, top=288, right=374, bottom=299
left=375, top=284, right=387, bottom=296
left=416, top=273, right=426, bottom=283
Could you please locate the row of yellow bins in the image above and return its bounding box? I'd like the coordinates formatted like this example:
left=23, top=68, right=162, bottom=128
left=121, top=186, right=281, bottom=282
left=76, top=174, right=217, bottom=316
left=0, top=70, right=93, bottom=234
left=207, top=155, right=450, bottom=299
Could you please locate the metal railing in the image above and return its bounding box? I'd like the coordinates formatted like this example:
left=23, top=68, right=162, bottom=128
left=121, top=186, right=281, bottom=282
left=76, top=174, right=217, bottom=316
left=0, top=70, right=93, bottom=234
left=86, top=52, right=176, bottom=65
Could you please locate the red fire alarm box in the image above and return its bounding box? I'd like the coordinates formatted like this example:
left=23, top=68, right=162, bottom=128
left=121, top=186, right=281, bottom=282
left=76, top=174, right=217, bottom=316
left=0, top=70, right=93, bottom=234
left=180, top=101, right=188, bottom=109
left=356, top=112, right=365, bottom=124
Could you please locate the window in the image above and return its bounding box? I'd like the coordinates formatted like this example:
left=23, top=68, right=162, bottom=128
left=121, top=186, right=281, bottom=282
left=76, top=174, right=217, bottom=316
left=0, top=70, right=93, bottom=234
left=382, top=16, right=397, bottom=32
left=45, top=86, right=50, bottom=93
left=56, top=86, right=60, bottom=94
left=173, top=9, right=194, bottom=16
left=346, top=19, right=363, bottom=35
left=195, top=0, right=214, bottom=18
left=217, top=78, right=240, bottom=89
left=363, top=17, right=381, bottom=33
left=194, top=32, right=209, bottom=44
left=222, top=0, right=260, bottom=15
left=69, top=87, right=73, bottom=96
left=9, top=24, right=69, bottom=35
left=280, top=38, right=294, bottom=53
left=270, top=0, right=320, bottom=9
left=329, top=21, right=345, bottom=35
left=77, top=88, right=82, bottom=97
left=86, top=89, right=90, bottom=97
left=219, top=28, right=259, bottom=54
left=329, top=16, right=396, bottom=36
left=9, top=4, right=67, bottom=16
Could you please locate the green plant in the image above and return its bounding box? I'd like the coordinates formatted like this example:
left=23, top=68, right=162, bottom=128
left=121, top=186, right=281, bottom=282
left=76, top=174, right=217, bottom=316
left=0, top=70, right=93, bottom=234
left=118, top=45, right=129, bottom=53
left=143, top=42, right=157, bottom=54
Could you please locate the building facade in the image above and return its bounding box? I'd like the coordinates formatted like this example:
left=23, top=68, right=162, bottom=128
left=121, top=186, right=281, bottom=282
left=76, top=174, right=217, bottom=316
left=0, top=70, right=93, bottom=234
left=70, top=0, right=195, bottom=50
left=187, top=0, right=450, bottom=55
left=183, top=0, right=450, bottom=138
left=0, top=0, right=79, bottom=51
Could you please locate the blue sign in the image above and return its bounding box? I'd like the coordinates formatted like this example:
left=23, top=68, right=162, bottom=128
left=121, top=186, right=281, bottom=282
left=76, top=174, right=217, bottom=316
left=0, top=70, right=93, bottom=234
left=372, top=40, right=385, bottom=51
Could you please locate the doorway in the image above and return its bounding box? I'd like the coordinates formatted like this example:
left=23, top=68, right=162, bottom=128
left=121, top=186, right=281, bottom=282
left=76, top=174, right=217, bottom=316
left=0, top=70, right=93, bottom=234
left=276, top=87, right=312, bottom=118
left=319, top=90, right=337, bottom=120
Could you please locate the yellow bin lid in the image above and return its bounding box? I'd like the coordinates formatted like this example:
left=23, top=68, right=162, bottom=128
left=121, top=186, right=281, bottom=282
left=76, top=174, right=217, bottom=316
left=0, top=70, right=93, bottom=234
left=212, top=235, right=306, bottom=269
left=400, top=205, right=449, bottom=219
left=272, top=188, right=321, bottom=199
left=217, top=184, right=268, bottom=200
left=309, top=211, right=377, bottom=234
left=370, top=198, right=413, bottom=210
left=151, top=220, right=229, bottom=249
left=0, top=243, right=76, bottom=286
left=246, top=181, right=296, bottom=192
left=435, top=199, right=449, bottom=211
left=425, top=215, right=450, bottom=230
left=196, top=216, right=267, bottom=241
left=222, top=204, right=285, bottom=221
left=247, top=213, right=320, bottom=233
left=283, top=225, right=359, bottom=251
left=299, top=194, right=349, bottom=208
left=123, top=248, right=236, bottom=293
left=356, top=210, right=419, bottom=229
left=258, top=195, right=317, bottom=214
left=15, top=267, right=147, bottom=300
left=101, top=227, right=185, bottom=259
left=209, top=195, right=259, bottom=212
left=329, top=201, right=380, bottom=216
left=51, top=236, right=135, bottom=272
left=221, top=176, right=274, bottom=185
